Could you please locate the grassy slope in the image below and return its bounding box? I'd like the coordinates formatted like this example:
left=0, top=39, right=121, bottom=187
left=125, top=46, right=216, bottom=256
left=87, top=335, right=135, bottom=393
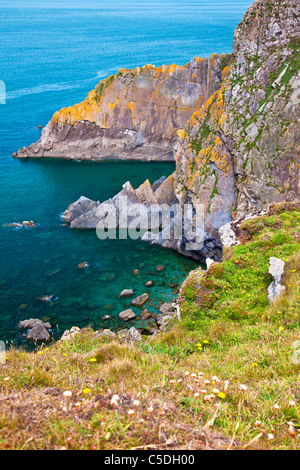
left=0, top=203, right=299, bottom=450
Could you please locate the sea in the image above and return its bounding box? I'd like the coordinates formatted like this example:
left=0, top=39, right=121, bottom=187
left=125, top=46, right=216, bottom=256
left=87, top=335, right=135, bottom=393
left=0, top=0, right=252, bottom=344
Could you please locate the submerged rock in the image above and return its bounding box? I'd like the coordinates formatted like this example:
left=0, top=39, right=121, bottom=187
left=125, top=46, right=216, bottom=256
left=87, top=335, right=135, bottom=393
left=78, top=261, right=89, bottom=269
left=18, top=319, right=52, bottom=343
left=131, top=293, right=149, bottom=308
left=119, top=289, right=135, bottom=298
left=118, top=309, right=136, bottom=321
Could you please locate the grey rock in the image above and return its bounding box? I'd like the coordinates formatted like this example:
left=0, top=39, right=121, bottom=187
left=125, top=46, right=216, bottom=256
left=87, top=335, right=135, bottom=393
left=18, top=319, right=52, bottom=343
left=118, top=309, right=136, bottom=321
left=119, top=289, right=134, bottom=298
left=125, top=327, right=142, bottom=343
left=130, top=293, right=149, bottom=308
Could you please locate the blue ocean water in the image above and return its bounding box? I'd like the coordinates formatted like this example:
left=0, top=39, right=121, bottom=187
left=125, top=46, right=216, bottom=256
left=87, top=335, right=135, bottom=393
left=0, top=1, right=251, bottom=343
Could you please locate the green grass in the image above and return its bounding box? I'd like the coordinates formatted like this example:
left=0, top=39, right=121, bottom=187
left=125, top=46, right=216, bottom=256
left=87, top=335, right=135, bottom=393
left=0, top=203, right=299, bottom=450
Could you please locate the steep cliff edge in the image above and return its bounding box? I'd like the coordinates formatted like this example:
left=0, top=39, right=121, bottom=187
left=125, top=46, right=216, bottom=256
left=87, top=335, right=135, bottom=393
left=171, top=0, right=300, bottom=261
left=14, top=56, right=231, bottom=161
left=61, top=0, right=300, bottom=264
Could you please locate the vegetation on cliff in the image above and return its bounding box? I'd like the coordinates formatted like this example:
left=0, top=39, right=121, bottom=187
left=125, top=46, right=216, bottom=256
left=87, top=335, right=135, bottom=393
left=1, top=203, right=300, bottom=450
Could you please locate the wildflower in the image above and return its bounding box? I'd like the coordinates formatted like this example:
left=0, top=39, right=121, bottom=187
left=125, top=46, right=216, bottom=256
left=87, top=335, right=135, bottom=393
left=267, top=433, right=274, bottom=440
left=212, top=376, right=220, bottom=383
left=147, top=406, right=154, bottom=413
left=128, top=409, right=135, bottom=416
left=239, top=384, right=248, bottom=392
left=133, top=399, right=140, bottom=407
left=194, top=393, right=200, bottom=398
left=83, top=388, right=91, bottom=394
left=251, top=363, right=258, bottom=367
left=204, top=379, right=210, bottom=385
left=105, top=432, right=111, bottom=440
left=75, top=402, right=81, bottom=408
left=200, top=389, right=207, bottom=395
left=169, top=379, right=175, bottom=385
left=279, top=326, right=285, bottom=331
left=88, top=358, right=97, bottom=363
left=62, top=353, right=68, bottom=356
left=198, top=372, right=204, bottom=377
left=289, top=401, right=296, bottom=406
left=110, top=395, right=119, bottom=407
left=3, top=377, right=10, bottom=382
left=37, top=351, right=43, bottom=355
left=177, top=379, right=182, bottom=383
left=63, top=390, right=72, bottom=398
left=191, top=373, right=197, bottom=378
left=213, top=388, right=220, bottom=394
left=273, top=404, right=280, bottom=410
left=218, top=392, right=226, bottom=399
left=184, top=371, right=190, bottom=376
left=203, top=340, right=209, bottom=344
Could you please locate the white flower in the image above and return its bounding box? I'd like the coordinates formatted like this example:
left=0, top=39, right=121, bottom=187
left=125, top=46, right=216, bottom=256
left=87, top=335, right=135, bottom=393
left=63, top=390, right=72, bottom=398
left=128, top=409, right=135, bottom=416
left=239, top=384, right=248, bottom=391
left=133, top=399, right=140, bottom=407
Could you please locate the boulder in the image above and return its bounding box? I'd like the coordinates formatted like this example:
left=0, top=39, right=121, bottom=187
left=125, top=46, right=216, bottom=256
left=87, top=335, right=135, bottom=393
left=140, top=309, right=152, bottom=320
left=125, top=327, right=142, bottom=343
left=18, top=319, right=52, bottom=343
left=159, top=302, right=176, bottom=315
left=131, top=293, right=149, bottom=308
left=268, top=257, right=286, bottom=303
left=60, top=326, right=81, bottom=341
left=119, top=289, right=134, bottom=298
left=118, top=309, right=136, bottom=321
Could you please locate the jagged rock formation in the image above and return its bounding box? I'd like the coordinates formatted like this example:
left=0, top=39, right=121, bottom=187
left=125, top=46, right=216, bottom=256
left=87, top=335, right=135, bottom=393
left=20, top=0, right=300, bottom=264
left=14, top=56, right=231, bottom=161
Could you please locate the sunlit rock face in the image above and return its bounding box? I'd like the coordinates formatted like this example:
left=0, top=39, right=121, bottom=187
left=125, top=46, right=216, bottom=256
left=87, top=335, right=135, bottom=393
left=172, top=0, right=300, bottom=261
left=15, top=55, right=232, bottom=161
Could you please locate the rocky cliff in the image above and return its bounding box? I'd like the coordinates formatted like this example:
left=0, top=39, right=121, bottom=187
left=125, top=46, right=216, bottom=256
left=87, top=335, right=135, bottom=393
left=14, top=56, right=231, bottom=161
left=61, top=0, right=300, bottom=263
left=17, top=0, right=300, bottom=264
left=171, top=0, right=300, bottom=261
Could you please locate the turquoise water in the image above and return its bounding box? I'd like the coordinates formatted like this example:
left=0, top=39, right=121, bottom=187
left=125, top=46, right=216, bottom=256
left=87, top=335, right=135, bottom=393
left=0, top=1, right=251, bottom=343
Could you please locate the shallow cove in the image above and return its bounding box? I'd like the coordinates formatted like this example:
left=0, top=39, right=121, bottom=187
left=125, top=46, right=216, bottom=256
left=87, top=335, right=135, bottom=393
left=0, top=158, right=198, bottom=344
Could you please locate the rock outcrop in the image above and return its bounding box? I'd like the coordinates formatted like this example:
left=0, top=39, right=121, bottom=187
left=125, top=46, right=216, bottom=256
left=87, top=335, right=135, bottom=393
left=14, top=56, right=231, bottom=161
left=18, top=319, right=52, bottom=343
left=172, top=0, right=300, bottom=261
left=18, top=0, right=300, bottom=264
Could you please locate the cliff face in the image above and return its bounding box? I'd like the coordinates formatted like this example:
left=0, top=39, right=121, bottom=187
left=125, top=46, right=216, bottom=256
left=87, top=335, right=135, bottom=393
left=15, top=56, right=231, bottom=161
left=171, top=0, right=300, bottom=260
left=17, top=0, right=300, bottom=264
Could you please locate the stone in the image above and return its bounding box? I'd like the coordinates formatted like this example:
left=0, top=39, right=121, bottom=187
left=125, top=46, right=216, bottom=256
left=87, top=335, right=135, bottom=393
left=140, top=309, right=152, bottom=320
left=78, top=261, right=89, bottom=269
left=125, top=327, right=142, bottom=343
left=130, top=293, right=149, bottom=308
left=60, top=326, right=80, bottom=342
left=159, top=302, right=176, bottom=315
left=268, top=257, right=286, bottom=303
left=18, top=319, right=52, bottom=343
left=38, top=295, right=55, bottom=303
left=118, top=309, right=136, bottom=321
left=156, top=265, right=165, bottom=272
left=119, top=289, right=134, bottom=298
left=145, top=280, right=155, bottom=287
left=100, top=329, right=117, bottom=339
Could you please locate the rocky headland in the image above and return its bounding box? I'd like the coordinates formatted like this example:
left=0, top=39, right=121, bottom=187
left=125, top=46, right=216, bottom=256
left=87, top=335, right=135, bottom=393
left=15, top=0, right=299, bottom=264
